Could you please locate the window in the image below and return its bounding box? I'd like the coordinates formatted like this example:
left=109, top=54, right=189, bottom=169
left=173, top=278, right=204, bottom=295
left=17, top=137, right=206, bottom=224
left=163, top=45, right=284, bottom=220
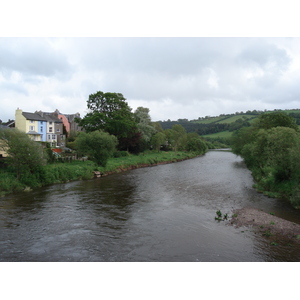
left=48, top=135, right=51, bottom=140
left=49, top=127, right=53, bottom=132
left=52, top=134, right=56, bottom=139
left=56, top=128, right=60, bottom=132
left=49, top=122, right=53, bottom=125
left=30, top=126, right=35, bottom=131
left=30, top=120, right=34, bottom=123
left=40, top=127, right=43, bottom=133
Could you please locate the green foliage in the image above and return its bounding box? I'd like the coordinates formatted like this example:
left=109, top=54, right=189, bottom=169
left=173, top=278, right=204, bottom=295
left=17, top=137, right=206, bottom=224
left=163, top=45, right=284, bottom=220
left=215, top=210, right=228, bottom=221
left=113, top=151, right=130, bottom=158
left=152, top=122, right=164, bottom=133
left=164, top=124, right=187, bottom=152
left=186, top=136, right=208, bottom=154
left=151, top=132, right=166, bottom=152
left=0, top=128, right=46, bottom=179
left=0, top=151, right=198, bottom=196
left=254, top=112, right=298, bottom=131
left=0, top=170, right=25, bottom=195
left=77, top=91, right=140, bottom=151
left=44, top=142, right=56, bottom=163
left=231, top=112, right=300, bottom=208
left=134, top=107, right=156, bottom=143
left=75, top=130, right=118, bottom=167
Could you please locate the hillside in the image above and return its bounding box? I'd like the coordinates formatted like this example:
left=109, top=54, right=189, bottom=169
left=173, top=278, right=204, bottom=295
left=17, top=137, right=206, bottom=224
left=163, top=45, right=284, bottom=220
left=159, top=109, right=300, bottom=144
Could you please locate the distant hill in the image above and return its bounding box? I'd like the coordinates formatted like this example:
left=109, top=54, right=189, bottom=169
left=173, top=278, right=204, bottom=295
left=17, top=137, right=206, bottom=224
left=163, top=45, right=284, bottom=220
left=159, top=109, right=300, bottom=144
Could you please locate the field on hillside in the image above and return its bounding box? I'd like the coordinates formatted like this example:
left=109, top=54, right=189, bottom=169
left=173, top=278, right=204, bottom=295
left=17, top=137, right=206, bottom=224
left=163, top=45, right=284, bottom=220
left=160, top=109, right=300, bottom=145
left=215, top=115, right=256, bottom=124
left=202, top=130, right=233, bottom=139
left=192, top=116, right=226, bottom=124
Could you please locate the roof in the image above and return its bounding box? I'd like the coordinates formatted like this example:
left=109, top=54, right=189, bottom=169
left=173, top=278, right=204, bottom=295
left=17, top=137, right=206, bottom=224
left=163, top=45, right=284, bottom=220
left=22, top=112, right=46, bottom=121
left=59, top=112, right=81, bottom=122
left=38, top=111, right=62, bottom=123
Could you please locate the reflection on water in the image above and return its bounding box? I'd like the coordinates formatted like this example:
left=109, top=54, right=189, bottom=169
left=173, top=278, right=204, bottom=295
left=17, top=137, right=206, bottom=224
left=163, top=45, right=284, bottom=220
left=0, top=150, right=300, bottom=261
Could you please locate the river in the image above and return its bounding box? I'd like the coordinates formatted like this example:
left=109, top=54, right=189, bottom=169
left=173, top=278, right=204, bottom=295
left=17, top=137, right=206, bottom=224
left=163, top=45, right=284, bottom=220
left=1, top=150, right=300, bottom=262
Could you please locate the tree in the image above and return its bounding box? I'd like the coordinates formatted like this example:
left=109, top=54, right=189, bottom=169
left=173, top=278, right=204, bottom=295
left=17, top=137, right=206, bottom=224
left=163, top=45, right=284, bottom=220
left=254, top=112, right=298, bottom=131
left=247, top=127, right=300, bottom=181
left=75, top=130, right=118, bottom=167
left=231, top=112, right=299, bottom=156
left=77, top=91, right=140, bottom=150
left=134, top=107, right=156, bottom=143
left=151, top=132, right=166, bottom=152
left=152, top=122, right=164, bottom=133
left=231, top=112, right=300, bottom=208
left=186, top=133, right=208, bottom=154
left=0, top=128, right=46, bottom=179
left=169, top=124, right=187, bottom=151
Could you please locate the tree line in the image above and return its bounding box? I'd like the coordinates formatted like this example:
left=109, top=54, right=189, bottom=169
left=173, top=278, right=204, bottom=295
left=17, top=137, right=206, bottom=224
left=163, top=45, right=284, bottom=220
left=73, top=91, right=210, bottom=166
left=160, top=117, right=252, bottom=135
left=231, top=112, right=300, bottom=209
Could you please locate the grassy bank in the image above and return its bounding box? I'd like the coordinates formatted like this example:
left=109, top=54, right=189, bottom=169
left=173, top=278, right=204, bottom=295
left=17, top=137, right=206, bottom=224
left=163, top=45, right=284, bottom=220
left=0, top=151, right=200, bottom=196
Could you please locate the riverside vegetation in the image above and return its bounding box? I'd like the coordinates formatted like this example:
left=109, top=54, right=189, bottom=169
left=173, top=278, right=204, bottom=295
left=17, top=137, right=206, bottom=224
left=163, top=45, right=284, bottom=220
left=0, top=91, right=211, bottom=196
left=0, top=150, right=200, bottom=196
left=231, top=112, right=300, bottom=209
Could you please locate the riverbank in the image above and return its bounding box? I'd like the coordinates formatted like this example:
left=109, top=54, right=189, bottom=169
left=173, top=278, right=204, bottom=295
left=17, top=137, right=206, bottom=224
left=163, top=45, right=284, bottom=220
left=0, top=151, right=201, bottom=196
left=230, top=207, right=300, bottom=244
left=97, top=151, right=201, bottom=176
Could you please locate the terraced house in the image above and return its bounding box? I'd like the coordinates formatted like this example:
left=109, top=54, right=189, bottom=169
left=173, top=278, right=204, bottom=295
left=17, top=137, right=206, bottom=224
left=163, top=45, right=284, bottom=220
left=15, top=108, right=65, bottom=147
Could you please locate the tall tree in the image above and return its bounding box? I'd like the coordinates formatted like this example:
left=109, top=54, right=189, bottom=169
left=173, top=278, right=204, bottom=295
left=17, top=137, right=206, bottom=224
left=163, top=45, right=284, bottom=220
left=0, top=128, right=46, bottom=179
left=134, top=107, right=156, bottom=143
left=163, top=125, right=187, bottom=152
left=151, top=132, right=166, bottom=152
left=77, top=91, right=140, bottom=150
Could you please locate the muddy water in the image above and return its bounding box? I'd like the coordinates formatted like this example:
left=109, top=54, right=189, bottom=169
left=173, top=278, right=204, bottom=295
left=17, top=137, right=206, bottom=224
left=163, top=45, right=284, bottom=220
left=1, top=150, right=300, bottom=261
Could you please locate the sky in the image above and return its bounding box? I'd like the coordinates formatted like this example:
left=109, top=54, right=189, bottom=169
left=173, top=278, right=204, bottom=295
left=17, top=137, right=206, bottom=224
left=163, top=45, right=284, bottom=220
left=1, top=2, right=300, bottom=125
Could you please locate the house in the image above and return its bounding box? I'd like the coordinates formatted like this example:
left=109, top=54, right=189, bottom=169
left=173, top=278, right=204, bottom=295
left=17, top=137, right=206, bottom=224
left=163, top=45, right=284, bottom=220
left=35, top=111, right=65, bottom=147
left=15, top=109, right=46, bottom=142
left=53, top=109, right=82, bottom=136
left=15, top=108, right=82, bottom=147
left=15, top=108, right=64, bottom=146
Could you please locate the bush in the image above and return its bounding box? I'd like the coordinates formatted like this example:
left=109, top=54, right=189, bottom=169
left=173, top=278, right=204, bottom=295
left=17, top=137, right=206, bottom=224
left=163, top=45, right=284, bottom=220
left=113, top=151, right=130, bottom=158
left=75, top=131, right=118, bottom=167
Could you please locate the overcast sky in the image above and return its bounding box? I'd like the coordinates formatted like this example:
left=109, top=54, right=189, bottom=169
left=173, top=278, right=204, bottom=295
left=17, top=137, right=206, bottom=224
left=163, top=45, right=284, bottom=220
left=1, top=1, right=300, bottom=123
left=1, top=37, right=300, bottom=122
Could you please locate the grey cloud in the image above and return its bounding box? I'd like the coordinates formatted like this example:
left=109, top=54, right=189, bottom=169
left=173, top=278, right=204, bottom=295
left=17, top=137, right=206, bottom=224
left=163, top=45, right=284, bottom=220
left=0, top=81, right=28, bottom=95
left=73, top=38, right=220, bottom=77
left=237, top=41, right=291, bottom=72
left=0, top=38, right=74, bottom=80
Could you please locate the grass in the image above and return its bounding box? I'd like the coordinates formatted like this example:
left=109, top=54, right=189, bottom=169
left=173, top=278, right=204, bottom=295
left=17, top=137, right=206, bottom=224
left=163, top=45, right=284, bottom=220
left=0, top=151, right=199, bottom=196
left=96, top=151, right=199, bottom=174
left=192, top=116, right=228, bottom=124
left=215, top=115, right=256, bottom=124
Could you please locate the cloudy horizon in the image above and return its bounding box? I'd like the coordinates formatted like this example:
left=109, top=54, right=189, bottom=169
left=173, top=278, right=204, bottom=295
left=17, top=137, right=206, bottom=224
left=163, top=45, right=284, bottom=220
left=1, top=37, right=300, bottom=123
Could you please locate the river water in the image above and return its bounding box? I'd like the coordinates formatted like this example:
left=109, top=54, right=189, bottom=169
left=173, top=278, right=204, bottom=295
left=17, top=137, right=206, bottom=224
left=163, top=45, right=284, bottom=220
left=1, top=150, right=300, bottom=262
